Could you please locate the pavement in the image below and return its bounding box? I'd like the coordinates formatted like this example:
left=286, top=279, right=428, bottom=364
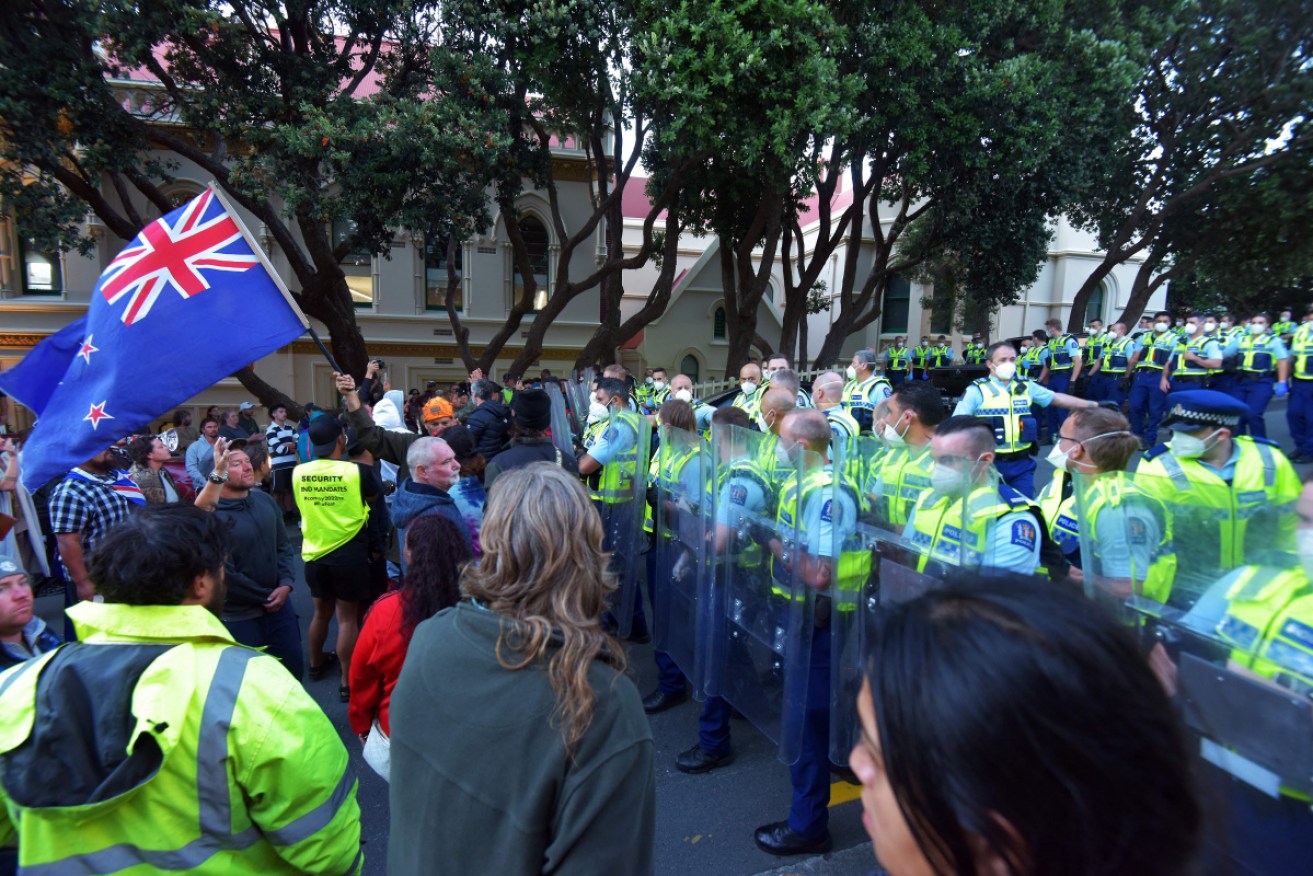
left=30, top=397, right=1310, bottom=875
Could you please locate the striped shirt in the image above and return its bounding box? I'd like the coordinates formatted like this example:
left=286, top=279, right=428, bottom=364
left=266, top=422, right=299, bottom=468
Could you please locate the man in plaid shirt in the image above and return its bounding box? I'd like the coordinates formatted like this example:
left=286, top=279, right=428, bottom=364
left=49, top=445, right=144, bottom=603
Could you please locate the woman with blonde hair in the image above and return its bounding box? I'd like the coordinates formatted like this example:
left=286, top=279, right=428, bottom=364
left=387, top=462, right=655, bottom=876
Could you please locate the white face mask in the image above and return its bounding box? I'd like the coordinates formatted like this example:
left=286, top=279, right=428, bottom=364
left=993, top=361, right=1017, bottom=382
left=881, top=415, right=909, bottom=448
left=1204, top=322, right=1217, bottom=333
left=896, top=342, right=905, bottom=348
left=774, top=442, right=794, bottom=467
left=1298, top=528, right=1313, bottom=582
left=587, top=400, right=609, bottom=424
left=1184, top=323, right=1199, bottom=335
left=1252, top=323, right=1267, bottom=335
left=740, top=381, right=758, bottom=396
left=1169, top=428, right=1220, bottom=460
left=653, top=380, right=667, bottom=391
left=1046, top=443, right=1072, bottom=472
left=674, top=388, right=693, bottom=403
left=930, top=462, right=969, bottom=495
left=1020, top=343, right=1031, bottom=352
left=846, top=365, right=858, bottom=380
left=1154, top=322, right=1170, bottom=333
left=1220, top=321, right=1231, bottom=330
left=645, top=377, right=653, bottom=385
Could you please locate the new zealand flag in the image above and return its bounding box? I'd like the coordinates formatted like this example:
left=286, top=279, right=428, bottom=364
left=0, top=186, right=307, bottom=490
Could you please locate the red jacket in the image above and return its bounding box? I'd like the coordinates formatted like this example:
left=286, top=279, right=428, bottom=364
left=348, top=591, right=409, bottom=737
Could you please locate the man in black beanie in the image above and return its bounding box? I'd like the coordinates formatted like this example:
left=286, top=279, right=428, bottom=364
left=484, top=389, right=579, bottom=492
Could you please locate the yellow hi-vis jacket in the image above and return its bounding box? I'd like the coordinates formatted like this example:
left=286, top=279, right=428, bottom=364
left=293, top=458, right=368, bottom=561
left=0, top=602, right=362, bottom=875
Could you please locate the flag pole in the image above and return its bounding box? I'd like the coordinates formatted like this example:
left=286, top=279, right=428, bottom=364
left=306, top=325, right=343, bottom=374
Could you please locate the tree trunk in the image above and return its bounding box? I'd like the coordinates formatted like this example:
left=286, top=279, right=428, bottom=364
left=1117, top=252, right=1170, bottom=327
left=299, top=275, right=369, bottom=378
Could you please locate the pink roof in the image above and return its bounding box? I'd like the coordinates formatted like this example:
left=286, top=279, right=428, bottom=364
left=621, top=182, right=666, bottom=221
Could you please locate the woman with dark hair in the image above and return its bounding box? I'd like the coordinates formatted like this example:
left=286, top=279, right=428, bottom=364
left=849, top=577, right=1201, bottom=876
left=388, top=463, right=654, bottom=875
left=348, top=513, right=471, bottom=780
left=125, top=435, right=182, bottom=506
left=440, top=424, right=487, bottom=556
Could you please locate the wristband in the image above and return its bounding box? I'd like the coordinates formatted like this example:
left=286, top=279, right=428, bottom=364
left=208, top=471, right=229, bottom=484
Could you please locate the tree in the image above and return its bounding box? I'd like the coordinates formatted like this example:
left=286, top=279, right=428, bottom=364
left=1066, top=0, right=1313, bottom=330
left=0, top=0, right=508, bottom=392
left=637, top=0, right=849, bottom=374
left=774, top=0, right=1143, bottom=367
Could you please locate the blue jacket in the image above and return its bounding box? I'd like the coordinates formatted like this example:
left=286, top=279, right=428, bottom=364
left=390, top=480, right=474, bottom=565
left=0, top=616, right=61, bottom=672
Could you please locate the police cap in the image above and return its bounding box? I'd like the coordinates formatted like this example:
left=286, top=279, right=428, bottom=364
left=1160, top=389, right=1248, bottom=431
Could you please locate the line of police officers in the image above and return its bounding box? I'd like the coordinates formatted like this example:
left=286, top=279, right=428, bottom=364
left=570, top=319, right=1312, bottom=867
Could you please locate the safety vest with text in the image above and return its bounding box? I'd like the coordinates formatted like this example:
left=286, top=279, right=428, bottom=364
left=1047, top=333, right=1077, bottom=370
left=293, top=458, right=368, bottom=561
left=970, top=377, right=1037, bottom=454
left=771, top=466, right=869, bottom=608
left=908, top=482, right=1039, bottom=573
left=1238, top=333, right=1281, bottom=376
left=1100, top=335, right=1136, bottom=375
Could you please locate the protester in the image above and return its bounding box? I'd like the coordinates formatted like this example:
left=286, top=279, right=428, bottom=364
left=218, top=409, right=245, bottom=441
left=439, top=424, right=487, bottom=556
left=236, top=401, right=262, bottom=438
left=349, top=514, right=472, bottom=781
left=0, top=556, right=60, bottom=671
left=484, top=388, right=579, bottom=490
left=465, top=379, right=512, bottom=457
left=194, top=438, right=303, bottom=679
left=265, top=403, right=299, bottom=520
left=185, top=416, right=221, bottom=489
left=125, top=434, right=183, bottom=505
left=849, top=578, right=1200, bottom=876
left=390, top=437, right=473, bottom=568
left=49, top=445, right=144, bottom=603
left=0, top=435, right=47, bottom=578
left=170, top=408, right=198, bottom=451
left=0, top=506, right=363, bottom=874
left=388, top=463, right=654, bottom=875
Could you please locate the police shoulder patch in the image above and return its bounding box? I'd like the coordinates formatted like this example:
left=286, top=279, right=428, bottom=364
left=1010, top=519, right=1037, bottom=550
left=730, top=484, right=748, bottom=506
left=602, top=427, right=617, bottom=442
left=1127, top=516, right=1148, bottom=545
left=820, top=498, right=833, bottom=522
left=1142, top=443, right=1170, bottom=461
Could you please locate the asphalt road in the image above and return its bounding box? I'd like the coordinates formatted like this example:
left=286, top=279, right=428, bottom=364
left=31, top=397, right=1309, bottom=875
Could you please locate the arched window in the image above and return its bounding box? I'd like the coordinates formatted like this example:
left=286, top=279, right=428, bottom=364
left=1084, top=281, right=1107, bottom=327
left=713, top=306, right=727, bottom=340
left=680, top=354, right=700, bottom=383
left=425, top=234, right=463, bottom=311
left=514, top=216, right=549, bottom=311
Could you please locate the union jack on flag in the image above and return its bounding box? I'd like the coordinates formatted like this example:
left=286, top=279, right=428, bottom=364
left=99, top=187, right=262, bottom=325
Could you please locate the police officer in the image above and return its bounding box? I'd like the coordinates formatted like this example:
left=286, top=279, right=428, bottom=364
left=1227, top=312, right=1291, bottom=439
left=1017, top=331, right=1048, bottom=381
left=1137, top=390, right=1301, bottom=604
left=1086, top=322, right=1137, bottom=406
left=578, top=376, right=648, bottom=638
left=1082, top=318, right=1108, bottom=382
left=841, top=349, right=892, bottom=434
left=963, top=334, right=987, bottom=365
left=811, top=371, right=860, bottom=445
left=1040, top=318, right=1083, bottom=440
left=1160, top=312, right=1223, bottom=394
left=1130, top=314, right=1155, bottom=342
left=601, top=364, right=642, bottom=413
left=904, top=415, right=1042, bottom=575
left=667, top=373, right=716, bottom=436
left=1274, top=309, right=1297, bottom=344
left=1212, top=313, right=1244, bottom=395
left=882, top=336, right=911, bottom=386
left=929, top=335, right=955, bottom=369
left=1125, top=310, right=1179, bottom=447
left=871, top=380, right=943, bottom=531
left=0, top=506, right=365, bottom=874
left=765, top=354, right=812, bottom=408
left=731, top=362, right=765, bottom=428
left=1286, top=313, right=1313, bottom=462
left=644, top=367, right=671, bottom=414
left=911, top=336, right=932, bottom=381
left=755, top=409, right=862, bottom=856
left=953, top=342, right=1100, bottom=498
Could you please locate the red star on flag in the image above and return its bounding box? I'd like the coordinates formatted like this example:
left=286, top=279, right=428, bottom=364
left=78, top=335, right=98, bottom=364
left=84, top=401, right=114, bottom=429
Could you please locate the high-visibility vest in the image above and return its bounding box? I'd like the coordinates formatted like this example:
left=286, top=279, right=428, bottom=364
left=1083, top=332, right=1107, bottom=365
left=644, top=439, right=700, bottom=532
left=1291, top=322, right=1313, bottom=380
left=930, top=345, right=952, bottom=368
left=771, top=466, right=869, bottom=606
left=716, top=456, right=774, bottom=569
left=1037, top=470, right=1081, bottom=556
left=1047, top=333, right=1077, bottom=370
left=1273, top=320, right=1298, bottom=338
left=1238, top=333, right=1281, bottom=375
left=1218, top=566, right=1313, bottom=695
left=874, top=444, right=934, bottom=527
left=0, top=604, right=362, bottom=875
left=732, top=385, right=764, bottom=427
left=842, top=375, right=890, bottom=424
left=1137, top=436, right=1299, bottom=573
left=824, top=407, right=860, bottom=443
left=1136, top=333, right=1177, bottom=371
left=1018, top=347, right=1045, bottom=379
left=886, top=347, right=910, bottom=372
left=912, top=344, right=931, bottom=369
left=645, top=385, right=671, bottom=412
left=1100, top=335, right=1136, bottom=374
left=970, top=377, right=1038, bottom=454
left=293, top=458, right=368, bottom=561
left=964, top=344, right=987, bottom=365
left=1171, top=334, right=1215, bottom=377
left=595, top=410, right=642, bottom=503
left=907, top=482, right=1039, bottom=573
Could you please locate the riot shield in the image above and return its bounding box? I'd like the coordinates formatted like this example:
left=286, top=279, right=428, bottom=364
left=828, top=437, right=957, bottom=763
left=708, top=424, right=815, bottom=764
left=596, top=408, right=652, bottom=637
left=543, top=382, right=575, bottom=459
left=652, top=425, right=713, bottom=696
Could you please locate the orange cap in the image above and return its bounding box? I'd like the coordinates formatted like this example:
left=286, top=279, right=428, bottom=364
left=422, top=397, right=454, bottom=422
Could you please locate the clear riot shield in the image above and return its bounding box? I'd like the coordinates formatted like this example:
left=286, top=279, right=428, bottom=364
left=652, top=425, right=713, bottom=696
left=828, top=437, right=957, bottom=763
left=596, top=408, right=652, bottom=637
left=1076, top=471, right=1312, bottom=870
left=708, top=424, right=814, bottom=764
left=543, top=383, right=575, bottom=459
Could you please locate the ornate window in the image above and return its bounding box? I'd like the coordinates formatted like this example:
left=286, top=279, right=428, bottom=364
left=425, top=234, right=463, bottom=311
left=713, top=306, right=727, bottom=339
left=882, top=274, right=910, bottom=334
left=513, top=216, right=550, bottom=311
left=332, top=219, right=374, bottom=307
